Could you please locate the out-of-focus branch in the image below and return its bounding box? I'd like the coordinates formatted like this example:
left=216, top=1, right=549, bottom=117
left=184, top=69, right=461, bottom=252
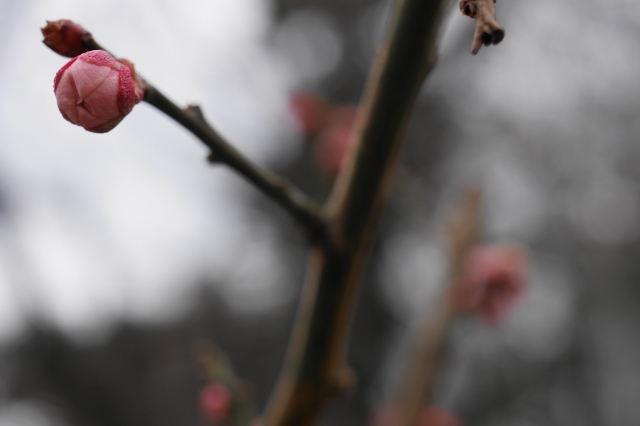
left=393, top=188, right=482, bottom=426
left=459, top=0, right=505, bottom=54
left=42, top=26, right=329, bottom=244
left=261, top=0, right=449, bottom=425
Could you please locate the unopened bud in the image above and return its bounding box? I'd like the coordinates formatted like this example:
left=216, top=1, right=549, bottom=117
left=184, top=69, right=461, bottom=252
left=53, top=50, right=142, bottom=133
left=451, top=244, right=527, bottom=325
left=42, top=19, right=93, bottom=58
left=313, top=106, right=357, bottom=177
left=199, top=383, right=233, bottom=424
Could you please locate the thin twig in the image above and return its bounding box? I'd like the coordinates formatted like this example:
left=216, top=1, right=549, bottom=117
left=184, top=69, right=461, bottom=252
left=459, top=0, right=505, bottom=54
left=260, top=0, right=449, bottom=425
left=77, top=38, right=329, bottom=244
left=393, top=188, right=482, bottom=426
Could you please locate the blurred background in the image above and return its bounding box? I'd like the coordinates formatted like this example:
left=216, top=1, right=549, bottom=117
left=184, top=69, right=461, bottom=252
left=0, top=0, right=639, bottom=425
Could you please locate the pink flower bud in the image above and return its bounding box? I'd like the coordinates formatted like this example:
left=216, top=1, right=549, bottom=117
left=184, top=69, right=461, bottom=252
left=54, top=50, right=141, bottom=133
left=198, top=383, right=232, bottom=424
left=451, top=244, right=527, bottom=325
left=313, top=106, right=357, bottom=177
left=41, top=19, right=93, bottom=58
left=290, top=91, right=330, bottom=137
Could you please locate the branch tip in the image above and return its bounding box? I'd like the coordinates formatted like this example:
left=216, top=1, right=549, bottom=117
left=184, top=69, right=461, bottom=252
left=459, top=0, right=505, bottom=54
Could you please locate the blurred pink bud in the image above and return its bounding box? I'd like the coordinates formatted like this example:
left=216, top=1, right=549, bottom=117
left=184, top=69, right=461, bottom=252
left=290, top=91, right=330, bottom=136
left=313, top=106, right=357, bottom=177
left=54, top=50, right=142, bottom=133
left=199, top=383, right=232, bottom=424
left=451, top=244, right=527, bottom=325
left=418, top=406, right=462, bottom=426
left=41, top=19, right=92, bottom=58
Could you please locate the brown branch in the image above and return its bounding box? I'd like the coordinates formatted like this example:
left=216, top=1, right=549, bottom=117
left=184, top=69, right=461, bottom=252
left=393, top=188, right=482, bottom=426
left=140, top=86, right=330, bottom=245
left=460, top=0, right=505, bottom=54
left=260, top=0, right=449, bottom=425
left=42, top=27, right=329, bottom=244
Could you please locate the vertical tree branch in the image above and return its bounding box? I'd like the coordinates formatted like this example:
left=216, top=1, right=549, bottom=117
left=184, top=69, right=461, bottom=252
left=262, top=1, right=449, bottom=425
left=393, top=188, right=482, bottom=426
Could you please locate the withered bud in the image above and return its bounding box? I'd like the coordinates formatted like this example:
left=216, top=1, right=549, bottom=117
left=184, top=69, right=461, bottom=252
left=459, top=0, right=505, bottom=54
left=42, top=19, right=93, bottom=58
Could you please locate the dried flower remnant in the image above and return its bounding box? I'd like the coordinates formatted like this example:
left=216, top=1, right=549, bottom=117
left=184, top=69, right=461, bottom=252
left=459, top=0, right=505, bottom=54
left=54, top=50, right=142, bottom=133
left=199, top=383, right=233, bottom=424
left=451, top=244, right=527, bottom=325
left=42, top=19, right=94, bottom=58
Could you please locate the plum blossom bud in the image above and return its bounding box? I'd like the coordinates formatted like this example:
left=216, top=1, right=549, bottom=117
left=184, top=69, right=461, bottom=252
left=289, top=91, right=330, bottom=137
left=54, top=50, right=142, bottom=133
left=41, top=19, right=93, bottom=58
left=199, top=383, right=232, bottom=424
left=313, top=106, right=357, bottom=177
left=451, top=244, right=527, bottom=325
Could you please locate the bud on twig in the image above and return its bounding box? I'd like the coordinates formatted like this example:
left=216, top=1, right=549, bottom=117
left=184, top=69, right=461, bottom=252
left=290, top=91, right=331, bottom=137
left=42, top=19, right=94, bottom=58
left=199, top=383, right=233, bottom=424
left=313, top=106, right=357, bottom=178
left=451, top=244, right=527, bottom=325
left=54, top=50, right=142, bottom=133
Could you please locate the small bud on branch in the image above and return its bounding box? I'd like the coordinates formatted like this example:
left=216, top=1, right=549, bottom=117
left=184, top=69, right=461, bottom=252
left=290, top=92, right=331, bottom=137
left=199, top=383, right=233, bottom=424
left=313, top=106, right=357, bottom=178
left=451, top=244, right=527, bottom=325
left=289, top=91, right=358, bottom=179
left=54, top=50, right=142, bottom=133
left=459, top=0, right=505, bottom=54
left=42, top=19, right=94, bottom=58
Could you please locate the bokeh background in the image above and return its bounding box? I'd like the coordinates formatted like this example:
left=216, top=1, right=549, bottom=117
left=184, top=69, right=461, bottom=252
left=1, top=0, right=640, bottom=425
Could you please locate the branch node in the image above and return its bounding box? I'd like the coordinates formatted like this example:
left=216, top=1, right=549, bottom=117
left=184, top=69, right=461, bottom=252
left=185, top=104, right=207, bottom=123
